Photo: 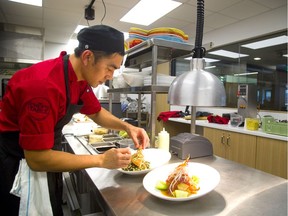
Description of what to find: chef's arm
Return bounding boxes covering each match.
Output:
[24,147,131,172]
[87,108,150,148]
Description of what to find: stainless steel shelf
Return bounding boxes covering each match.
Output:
[125,38,193,69]
[107,85,170,94]
[109,38,194,146]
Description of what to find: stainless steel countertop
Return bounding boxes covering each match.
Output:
[64,132,288,216]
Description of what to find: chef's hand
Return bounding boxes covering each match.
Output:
[126,126,150,149]
[100,148,131,169]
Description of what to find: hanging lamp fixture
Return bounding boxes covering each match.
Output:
[168,0,226,133]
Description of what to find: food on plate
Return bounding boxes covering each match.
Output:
[155,156,200,198]
[88,134,103,143]
[93,127,109,135]
[122,148,150,171]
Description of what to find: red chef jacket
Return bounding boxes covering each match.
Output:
[0,51,101,150]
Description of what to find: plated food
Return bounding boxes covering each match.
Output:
[122,148,150,172]
[118,148,171,175]
[143,162,220,201]
[155,157,200,198]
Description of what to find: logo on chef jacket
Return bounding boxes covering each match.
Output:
[26,97,51,120]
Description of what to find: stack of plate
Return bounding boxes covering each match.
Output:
[144,75,176,86]
[121,70,152,87]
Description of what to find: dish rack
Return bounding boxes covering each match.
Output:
[262,116,287,137]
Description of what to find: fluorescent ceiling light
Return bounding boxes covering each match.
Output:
[234,72,258,76]
[205,65,216,69]
[9,0,42,7]
[208,49,249,59]
[283,54,288,58]
[120,0,182,26]
[254,57,261,61]
[241,35,288,49]
[204,58,220,63]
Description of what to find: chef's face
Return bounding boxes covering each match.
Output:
[83,51,123,88]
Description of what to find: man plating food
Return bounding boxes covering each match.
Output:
[0,25,149,215]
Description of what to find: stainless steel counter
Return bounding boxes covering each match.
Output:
[64,130,288,216]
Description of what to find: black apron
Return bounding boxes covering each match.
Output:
[0,55,83,216]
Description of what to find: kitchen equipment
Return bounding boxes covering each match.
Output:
[230,113,243,127]
[170,133,213,159]
[237,84,257,121]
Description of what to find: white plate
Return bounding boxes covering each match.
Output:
[143,162,220,201]
[118,148,171,175]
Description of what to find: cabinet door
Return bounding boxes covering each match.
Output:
[225,131,256,168]
[256,137,287,179]
[204,128,256,168]
[203,128,226,158]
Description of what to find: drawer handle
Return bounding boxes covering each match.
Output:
[226,135,231,146]
[221,134,225,144]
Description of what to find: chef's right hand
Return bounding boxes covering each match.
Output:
[100,148,131,169]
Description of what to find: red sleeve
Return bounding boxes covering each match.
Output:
[17,79,65,150]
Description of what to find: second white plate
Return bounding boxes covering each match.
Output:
[118,148,171,175]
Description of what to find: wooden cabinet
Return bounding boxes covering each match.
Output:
[161,119,287,178]
[256,137,287,179]
[203,127,257,168]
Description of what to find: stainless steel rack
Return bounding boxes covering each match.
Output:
[108,38,194,146]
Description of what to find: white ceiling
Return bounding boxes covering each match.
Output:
[0,0,287,45]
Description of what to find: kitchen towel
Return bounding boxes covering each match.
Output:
[157,111,184,122]
[10,159,53,216]
[207,115,229,124]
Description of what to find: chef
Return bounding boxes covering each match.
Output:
[0,25,150,215]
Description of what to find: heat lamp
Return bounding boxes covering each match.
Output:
[168,0,226,134]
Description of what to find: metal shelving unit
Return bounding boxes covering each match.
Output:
[108,38,193,146]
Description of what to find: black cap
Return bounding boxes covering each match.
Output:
[77,25,125,55]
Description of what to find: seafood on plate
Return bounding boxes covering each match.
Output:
[122,148,150,171]
[156,156,200,198]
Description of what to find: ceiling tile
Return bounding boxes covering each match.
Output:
[252,0,287,9]
[205,13,238,29]
[219,1,270,20]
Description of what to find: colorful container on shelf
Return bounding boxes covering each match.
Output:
[262,116,288,137]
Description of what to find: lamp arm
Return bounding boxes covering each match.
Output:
[192,0,206,59]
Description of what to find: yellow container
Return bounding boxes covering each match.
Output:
[245,118,259,130]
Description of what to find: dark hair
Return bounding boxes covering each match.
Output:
[74,47,122,64]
